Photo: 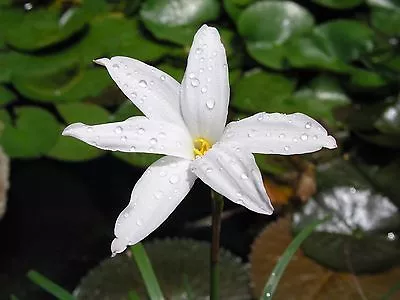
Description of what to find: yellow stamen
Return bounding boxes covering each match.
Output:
[193,138,211,157]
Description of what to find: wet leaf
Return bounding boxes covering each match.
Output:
[238,1,314,69]
[6,7,88,51]
[13,66,111,103]
[293,159,400,273]
[140,0,220,45]
[250,217,400,299]
[231,69,296,113]
[75,239,250,299]
[0,107,60,158]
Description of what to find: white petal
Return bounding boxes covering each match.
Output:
[62,116,194,159]
[221,112,337,155]
[95,56,185,126]
[191,142,273,215]
[111,156,196,254]
[180,25,230,143]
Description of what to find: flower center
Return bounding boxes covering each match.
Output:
[193,138,211,157]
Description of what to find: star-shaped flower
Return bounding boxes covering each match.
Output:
[63,25,337,255]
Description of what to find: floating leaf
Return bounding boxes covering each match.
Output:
[140,0,220,45]
[312,0,363,9]
[0,107,60,158]
[74,239,250,299]
[47,103,110,161]
[6,7,88,51]
[287,20,374,71]
[231,69,296,113]
[250,217,400,299]
[13,66,111,103]
[0,85,16,106]
[238,1,314,69]
[293,159,400,273]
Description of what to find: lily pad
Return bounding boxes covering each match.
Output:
[13,66,111,103]
[6,7,88,51]
[293,159,400,273]
[312,0,363,9]
[287,20,374,71]
[140,0,220,45]
[238,1,314,69]
[0,85,16,106]
[0,107,60,158]
[231,69,296,113]
[74,239,250,299]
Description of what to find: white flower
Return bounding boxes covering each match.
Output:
[62,24,337,255]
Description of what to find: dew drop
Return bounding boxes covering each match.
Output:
[206,98,215,109]
[149,138,158,145]
[159,170,167,177]
[160,75,166,81]
[241,173,248,180]
[149,80,154,86]
[195,47,203,55]
[208,65,213,71]
[189,72,195,78]
[121,136,128,142]
[206,168,213,173]
[136,219,142,226]
[247,130,256,138]
[123,83,128,89]
[199,68,204,73]
[305,122,312,129]
[301,133,308,141]
[130,92,137,99]
[112,63,119,69]
[176,141,182,148]
[138,80,147,88]
[114,126,123,134]
[284,145,290,152]
[158,132,166,138]
[130,145,136,151]
[154,191,163,199]
[190,78,200,87]
[137,128,145,135]
[257,114,264,121]
[201,87,207,93]
[87,126,93,132]
[279,133,285,139]
[313,135,318,140]
[293,137,298,142]
[169,175,179,184]
[266,292,271,298]
[123,212,129,218]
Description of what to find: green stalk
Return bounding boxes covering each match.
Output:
[210,190,224,300]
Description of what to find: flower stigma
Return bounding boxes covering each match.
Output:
[193,137,211,157]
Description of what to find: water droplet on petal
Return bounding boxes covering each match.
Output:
[247,130,256,138]
[149,138,158,145]
[313,135,318,140]
[279,133,285,139]
[195,47,203,55]
[138,80,147,88]
[201,87,207,93]
[160,170,167,177]
[257,114,264,121]
[114,126,123,134]
[136,219,142,226]
[189,72,195,78]
[240,173,248,180]
[130,92,137,99]
[169,175,179,184]
[284,145,290,152]
[206,168,213,173]
[121,136,127,142]
[206,98,215,109]
[160,75,166,81]
[87,126,93,132]
[130,146,136,151]
[123,212,129,218]
[158,132,166,138]
[112,63,119,69]
[199,68,204,73]
[191,78,200,87]
[305,122,312,129]
[137,128,145,135]
[154,191,163,199]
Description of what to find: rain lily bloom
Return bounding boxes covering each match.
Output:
[62,24,337,255]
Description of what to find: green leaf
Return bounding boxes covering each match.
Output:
[0,85,16,106]
[287,20,374,71]
[238,1,314,69]
[112,100,143,122]
[231,69,296,113]
[6,8,87,51]
[371,7,400,36]
[27,270,75,300]
[127,291,141,300]
[47,103,110,161]
[13,66,111,103]
[140,0,220,45]
[113,152,161,169]
[261,217,328,300]
[130,243,164,300]
[156,64,185,83]
[293,159,400,273]
[349,68,388,88]
[312,0,363,9]
[366,0,400,10]
[0,107,60,158]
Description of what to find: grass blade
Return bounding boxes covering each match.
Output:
[130,243,163,300]
[128,290,141,300]
[26,270,75,300]
[260,217,329,300]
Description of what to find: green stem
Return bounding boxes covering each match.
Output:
[210,190,224,300]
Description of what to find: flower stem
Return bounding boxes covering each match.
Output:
[210,190,224,300]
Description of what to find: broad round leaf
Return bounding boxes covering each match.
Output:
[371,7,400,36]
[293,159,400,273]
[75,239,250,299]
[231,69,296,113]
[0,85,16,106]
[140,0,220,45]
[6,8,88,51]
[238,1,314,69]
[0,107,60,158]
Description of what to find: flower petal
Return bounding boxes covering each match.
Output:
[180,25,230,143]
[191,142,273,215]
[221,112,337,155]
[111,156,196,255]
[94,56,185,126]
[62,116,194,159]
